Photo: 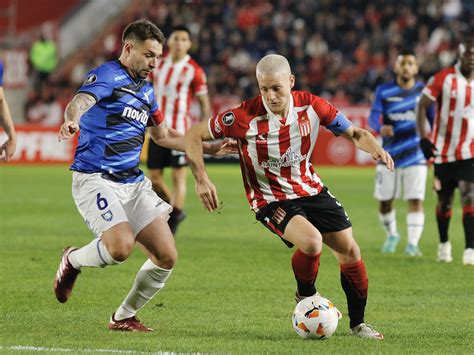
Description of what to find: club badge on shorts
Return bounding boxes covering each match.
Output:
[272,207,286,224]
[298,113,311,137]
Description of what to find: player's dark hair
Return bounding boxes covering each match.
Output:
[398,48,415,57]
[122,19,165,44]
[171,25,191,37]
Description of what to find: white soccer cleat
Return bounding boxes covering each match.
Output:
[437,241,453,263]
[462,248,474,266]
[350,323,384,340]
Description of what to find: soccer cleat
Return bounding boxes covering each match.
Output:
[437,241,453,263]
[381,234,399,253]
[462,248,474,266]
[108,313,153,332]
[168,209,187,235]
[404,244,423,257]
[350,323,384,339]
[54,247,81,303]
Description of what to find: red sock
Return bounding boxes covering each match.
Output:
[340,258,368,298]
[291,249,320,296]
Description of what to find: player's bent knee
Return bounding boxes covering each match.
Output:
[298,235,322,255]
[107,238,135,262]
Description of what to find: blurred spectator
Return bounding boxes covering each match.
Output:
[29,26,58,92]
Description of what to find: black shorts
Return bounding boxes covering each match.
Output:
[147,139,187,169]
[434,158,474,194]
[255,187,352,248]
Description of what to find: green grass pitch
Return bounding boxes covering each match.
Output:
[0,164,473,354]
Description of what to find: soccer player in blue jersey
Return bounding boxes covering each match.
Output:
[0,58,16,162]
[53,20,234,332]
[368,49,433,256]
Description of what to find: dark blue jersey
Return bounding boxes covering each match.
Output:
[71,60,163,183]
[368,81,434,168]
[0,61,3,86]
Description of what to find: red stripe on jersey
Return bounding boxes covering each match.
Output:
[256,119,285,200]
[297,110,321,191]
[172,65,189,130]
[240,138,266,210]
[440,77,457,163]
[455,87,470,160]
[278,124,309,197]
[160,65,175,125]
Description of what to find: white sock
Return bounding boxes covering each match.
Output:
[114,259,173,320]
[379,210,398,237]
[68,238,120,269]
[407,211,424,246]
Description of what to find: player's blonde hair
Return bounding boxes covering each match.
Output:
[256,54,291,77]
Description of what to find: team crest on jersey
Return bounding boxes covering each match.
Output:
[101,210,113,221]
[84,74,97,85]
[298,113,311,137]
[222,112,235,126]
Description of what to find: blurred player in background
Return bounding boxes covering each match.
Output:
[185,54,394,339]
[54,20,233,332]
[148,25,210,235]
[0,58,17,162]
[368,49,434,256]
[416,35,474,265]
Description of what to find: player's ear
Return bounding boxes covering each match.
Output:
[290,74,295,89]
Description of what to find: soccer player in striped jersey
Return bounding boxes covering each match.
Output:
[185,54,394,339]
[53,20,234,331]
[0,58,16,162]
[416,35,474,265]
[368,49,434,256]
[147,25,210,235]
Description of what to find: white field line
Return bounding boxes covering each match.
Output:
[0,345,199,354]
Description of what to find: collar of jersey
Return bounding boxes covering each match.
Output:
[116,60,142,85]
[261,92,296,125]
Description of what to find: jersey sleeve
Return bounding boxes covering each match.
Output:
[311,95,338,126]
[208,105,244,139]
[77,66,114,102]
[422,72,444,102]
[368,86,383,132]
[148,94,165,127]
[191,67,208,96]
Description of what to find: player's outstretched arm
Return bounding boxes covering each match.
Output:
[416,94,436,159]
[58,93,96,141]
[341,126,394,171]
[0,86,16,162]
[185,121,219,212]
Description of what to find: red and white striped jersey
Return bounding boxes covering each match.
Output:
[152,54,208,134]
[423,63,474,164]
[208,91,339,212]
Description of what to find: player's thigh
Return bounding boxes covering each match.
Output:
[136,216,177,268]
[322,227,361,264]
[401,165,427,201]
[256,201,321,251]
[72,172,129,238]
[374,164,398,201]
[283,215,323,254]
[123,176,172,236]
[148,168,165,185]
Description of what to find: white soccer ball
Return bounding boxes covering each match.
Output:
[292,294,342,339]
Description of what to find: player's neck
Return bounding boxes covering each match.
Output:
[170,52,187,63]
[396,77,415,89]
[118,57,139,81]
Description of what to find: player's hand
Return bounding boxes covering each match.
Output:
[58,121,79,141]
[204,138,239,156]
[0,138,16,162]
[380,125,394,137]
[195,176,219,212]
[372,148,394,171]
[419,137,436,160]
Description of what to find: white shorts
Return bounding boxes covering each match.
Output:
[374,165,427,201]
[72,172,172,237]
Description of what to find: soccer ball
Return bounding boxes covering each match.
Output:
[292,294,342,339]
